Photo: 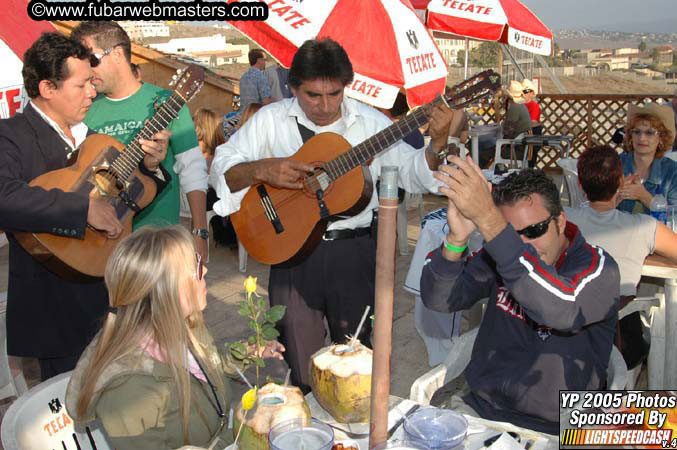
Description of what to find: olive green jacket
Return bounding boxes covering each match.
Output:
[65,335,236,450]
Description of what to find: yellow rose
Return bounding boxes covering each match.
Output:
[241,387,257,410]
[244,276,257,295]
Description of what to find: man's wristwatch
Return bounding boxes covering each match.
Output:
[191,228,209,240]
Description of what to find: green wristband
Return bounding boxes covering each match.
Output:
[444,240,468,253]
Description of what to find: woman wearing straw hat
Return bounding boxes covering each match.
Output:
[617,103,677,213]
[65,226,284,450]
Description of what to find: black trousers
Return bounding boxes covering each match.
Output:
[269,234,376,393]
[38,354,81,381]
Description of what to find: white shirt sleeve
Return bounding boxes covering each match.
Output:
[209,111,273,217]
[373,140,442,194]
[173,146,208,193]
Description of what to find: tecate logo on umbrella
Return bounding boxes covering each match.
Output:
[425,0,553,56]
[228,0,448,109]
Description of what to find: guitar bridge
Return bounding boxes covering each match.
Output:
[257,185,284,234]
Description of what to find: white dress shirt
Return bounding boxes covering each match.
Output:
[210,96,440,231]
[30,100,89,153]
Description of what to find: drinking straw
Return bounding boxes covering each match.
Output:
[350,305,371,349]
[284,368,291,386]
[235,366,254,389]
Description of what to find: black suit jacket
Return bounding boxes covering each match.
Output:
[0,103,107,358]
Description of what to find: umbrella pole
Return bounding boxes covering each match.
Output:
[369,167,399,449]
[464,38,469,79]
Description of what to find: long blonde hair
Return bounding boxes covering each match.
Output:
[76,226,224,444]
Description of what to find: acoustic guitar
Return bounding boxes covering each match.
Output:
[232,70,501,266]
[14,65,205,278]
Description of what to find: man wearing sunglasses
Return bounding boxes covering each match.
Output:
[421,160,620,435]
[71,21,210,260]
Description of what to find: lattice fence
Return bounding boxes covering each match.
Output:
[470,94,673,170]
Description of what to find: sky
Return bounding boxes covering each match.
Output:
[518,0,677,32]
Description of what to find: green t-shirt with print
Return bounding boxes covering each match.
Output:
[85,83,198,229]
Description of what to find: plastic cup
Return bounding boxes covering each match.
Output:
[667,206,677,233]
[269,418,334,450]
[403,408,468,450]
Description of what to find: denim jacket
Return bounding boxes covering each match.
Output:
[617,152,677,213]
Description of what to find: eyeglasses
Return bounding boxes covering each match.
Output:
[89,42,125,67]
[516,215,556,239]
[631,128,660,138]
[195,253,204,281]
[522,89,534,94]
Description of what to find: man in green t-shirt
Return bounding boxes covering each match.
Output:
[71,21,209,259]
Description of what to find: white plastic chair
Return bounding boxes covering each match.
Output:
[1,371,112,450]
[410,327,629,405]
[556,158,587,208]
[0,236,28,402]
[0,294,28,403]
[619,294,662,390]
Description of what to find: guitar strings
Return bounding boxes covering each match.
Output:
[109,92,184,182]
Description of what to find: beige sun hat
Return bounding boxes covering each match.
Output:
[506,80,526,104]
[627,103,676,145]
[521,79,537,93]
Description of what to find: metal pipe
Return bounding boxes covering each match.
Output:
[368,167,399,449]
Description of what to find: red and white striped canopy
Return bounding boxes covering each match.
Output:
[424,0,553,56]
[0,0,54,118]
[228,0,448,109]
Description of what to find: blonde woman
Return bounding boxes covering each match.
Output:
[194,108,226,172]
[65,226,283,449]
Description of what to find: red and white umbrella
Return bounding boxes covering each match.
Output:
[227,0,448,109]
[0,0,54,119]
[424,0,552,56]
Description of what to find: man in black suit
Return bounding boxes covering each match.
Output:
[0,32,168,380]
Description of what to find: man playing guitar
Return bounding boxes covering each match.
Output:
[211,38,459,392]
[0,33,168,380]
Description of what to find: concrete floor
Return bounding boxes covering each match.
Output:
[0,194,448,408]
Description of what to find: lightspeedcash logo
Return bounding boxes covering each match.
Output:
[28,0,269,22]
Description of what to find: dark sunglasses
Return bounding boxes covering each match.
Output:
[516,215,556,239]
[196,253,204,281]
[522,89,534,94]
[88,42,125,68]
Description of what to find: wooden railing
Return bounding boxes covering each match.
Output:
[473,94,673,170]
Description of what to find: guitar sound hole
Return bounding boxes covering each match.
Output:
[93,169,122,197]
[303,168,333,198]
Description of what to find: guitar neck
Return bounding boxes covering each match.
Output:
[322,70,500,182]
[109,92,186,181]
[324,98,441,180]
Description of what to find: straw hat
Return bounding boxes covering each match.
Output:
[506,80,526,104]
[627,103,676,145]
[521,79,537,93]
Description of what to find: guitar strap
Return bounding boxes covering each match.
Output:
[295,118,315,143]
[295,118,333,220]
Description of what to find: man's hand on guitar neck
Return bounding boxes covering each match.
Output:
[87,197,123,239]
[226,158,315,192]
[140,130,172,172]
[426,104,459,170]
